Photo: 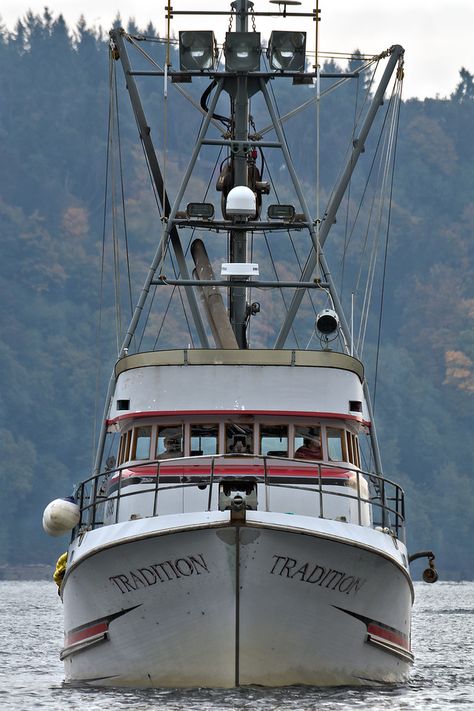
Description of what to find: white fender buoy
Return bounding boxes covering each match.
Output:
[42,498,80,537]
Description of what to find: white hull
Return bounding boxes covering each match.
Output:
[62,512,413,687]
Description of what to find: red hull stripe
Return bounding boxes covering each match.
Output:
[107,409,370,427]
[65,621,108,646]
[367,623,410,650]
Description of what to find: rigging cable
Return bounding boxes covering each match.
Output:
[109,63,122,355]
[113,64,134,328]
[356,78,401,356]
[256,55,379,139]
[125,34,226,134]
[338,66,400,341]
[372,71,403,412]
[340,60,365,296]
[91,49,115,468]
[263,54,323,330]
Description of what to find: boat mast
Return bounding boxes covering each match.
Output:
[229,0,251,348]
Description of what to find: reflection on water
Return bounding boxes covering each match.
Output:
[0,581,472,710]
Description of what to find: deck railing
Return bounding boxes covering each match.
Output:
[72,455,406,542]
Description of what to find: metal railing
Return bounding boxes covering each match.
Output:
[72,455,406,542]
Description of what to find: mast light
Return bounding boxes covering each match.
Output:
[224,32,261,72]
[267,31,306,72]
[179,31,216,71]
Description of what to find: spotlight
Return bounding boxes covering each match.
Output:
[316,309,339,337]
[267,31,306,72]
[224,32,261,72]
[179,31,215,71]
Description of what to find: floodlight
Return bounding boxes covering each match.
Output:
[179,31,215,71]
[186,202,215,219]
[267,31,306,72]
[267,204,295,221]
[224,32,261,72]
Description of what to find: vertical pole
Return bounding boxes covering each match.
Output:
[229,0,249,347]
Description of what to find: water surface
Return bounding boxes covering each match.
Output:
[1,580,472,710]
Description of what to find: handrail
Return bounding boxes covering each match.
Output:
[72,454,406,542]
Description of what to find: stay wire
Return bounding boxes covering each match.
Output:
[113,66,134,330]
[263,230,300,349]
[342,77,398,297]
[265,60,321,323]
[356,79,400,355]
[340,67,363,296]
[109,64,122,355]
[321,58,381,229]
[125,34,226,134]
[92,50,114,468]
[256,56,378,139]
[372,78,403,411]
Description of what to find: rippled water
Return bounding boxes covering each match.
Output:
[1,580,473,710]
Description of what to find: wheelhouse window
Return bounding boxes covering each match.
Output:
[327,427,347,462]
[260,424,288,456]
[294,426,322,460]
[190,424,218,456]
[156,425,183,459]
[347,432,360,467]
[118,428,133,464]
[226,423,254,454]
[131,426,152,460]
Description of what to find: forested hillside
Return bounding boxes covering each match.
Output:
[0,11,472,578]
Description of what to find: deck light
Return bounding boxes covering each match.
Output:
[267,204,295,221]
[179,31,216,71]
[224,32,261,72]
[186,202,215,219]
[267,31,306,72]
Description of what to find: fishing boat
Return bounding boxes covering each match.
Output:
[43,0,437,687]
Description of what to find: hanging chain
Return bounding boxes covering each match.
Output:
[228,2,256,32]
[250,3,257,32]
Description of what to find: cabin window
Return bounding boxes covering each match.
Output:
[260,425,288,456]
[190,424,218,456]
[352,433,361,467]
[347,431,354,464]
[156,425,183,459]
[327,427,347,462]
[117,434,125,465]
[226,423,254,453]
[345,432,360,466]
[131,426,152,460]
[119,429,133,463]
[294,426,322,460]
